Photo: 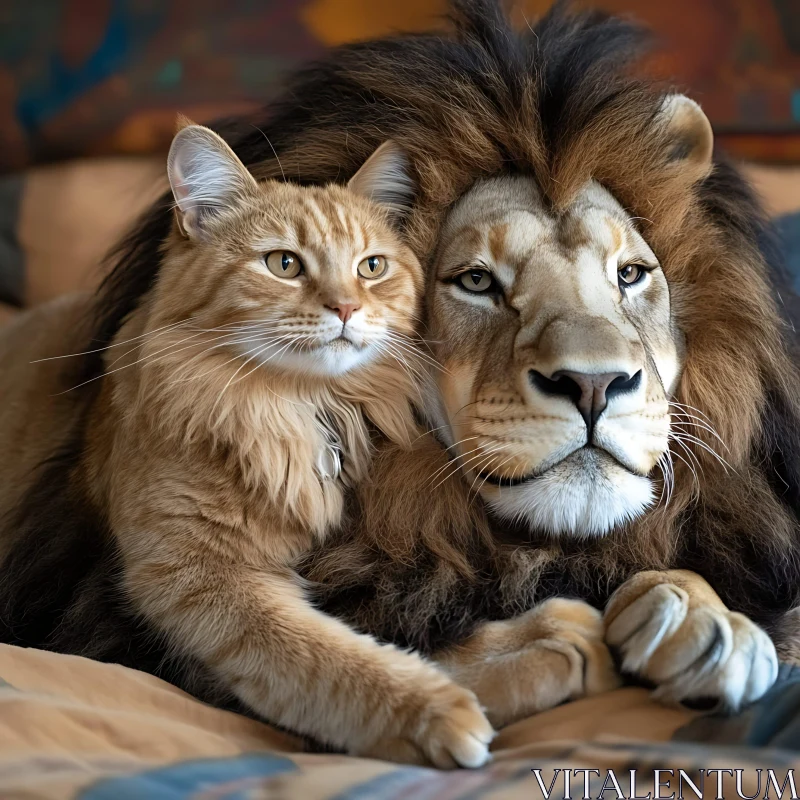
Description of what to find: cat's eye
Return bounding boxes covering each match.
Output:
[266,251,304,279]
[618,263,647,288]
[357,255,387,279]
[458,269,494,293]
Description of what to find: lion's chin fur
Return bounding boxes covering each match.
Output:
[484,450,655,538]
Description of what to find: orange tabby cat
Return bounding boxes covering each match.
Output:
[85,123,493,766]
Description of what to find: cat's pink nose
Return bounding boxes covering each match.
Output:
[326,302,360,324]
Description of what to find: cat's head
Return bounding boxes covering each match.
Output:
[163,121,423,379]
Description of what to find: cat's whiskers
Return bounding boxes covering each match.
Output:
[57,326,295,395]
[210,341,284,415]
[372,340,426,387]
[377,330,435,372]
[31,317,194,363]
[211,333,320,411]
[107,328,207,369]
[108,319,294,371]
[171,331,303,384]
[383,341,435,377]
[231,333,317,388]
[116,326,283,372]
[383,330,449,375]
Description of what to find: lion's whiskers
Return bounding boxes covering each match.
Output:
[431,442,508,492]
[655,449,675,510]
[669,436,703,491]
[467,445,511,494]
[670,427,733,474]
[426,440,497,489]
[425,439,486,485]
[669,405,729,452]
[470,448,520,502]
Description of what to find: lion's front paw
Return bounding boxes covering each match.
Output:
[364,682,494,769]
[605,580,778,711]
[439,598,621,728]
[526,597,622,699]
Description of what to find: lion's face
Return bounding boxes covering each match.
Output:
[427,175,682,537]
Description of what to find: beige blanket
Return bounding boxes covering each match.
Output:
[5,643,799,800]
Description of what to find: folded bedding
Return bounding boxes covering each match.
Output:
[2,644,799,799]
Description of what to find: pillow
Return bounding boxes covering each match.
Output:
[0,157,163,309]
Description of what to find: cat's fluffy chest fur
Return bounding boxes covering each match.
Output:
[101,314,385,560]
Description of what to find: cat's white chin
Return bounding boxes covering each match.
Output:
[305,339,378,376]
[243,338,378,378]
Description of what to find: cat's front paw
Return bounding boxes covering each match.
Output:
[364,682,494,769]
[605,574,779,711]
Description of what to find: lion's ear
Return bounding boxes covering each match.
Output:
[347,140,416,218]
[659,94,714,183]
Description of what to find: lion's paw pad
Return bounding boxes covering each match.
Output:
[605,583,778,711]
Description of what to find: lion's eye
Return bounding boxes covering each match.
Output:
[458,270,494,293]
[357,255,387,279]
[266,251,304,279]
[618,264,646,287]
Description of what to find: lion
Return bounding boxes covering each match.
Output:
[1,0,798,740]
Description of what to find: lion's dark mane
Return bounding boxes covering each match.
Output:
[2,0,799,696]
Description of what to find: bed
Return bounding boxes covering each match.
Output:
[2,643,800,799]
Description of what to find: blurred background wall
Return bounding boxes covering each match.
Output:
[0,0,798,319]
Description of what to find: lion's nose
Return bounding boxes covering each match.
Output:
[530,369,641,430]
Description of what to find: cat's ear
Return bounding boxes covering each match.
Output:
[347,141,416,218]
[167,119,259,240]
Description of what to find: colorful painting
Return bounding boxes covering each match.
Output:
[0,0,323,170]
[0,0,799,172]
[575,0,800,160]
